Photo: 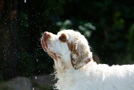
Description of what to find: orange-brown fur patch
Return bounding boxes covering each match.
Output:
[67,38,91,69]
[59,33,67,42]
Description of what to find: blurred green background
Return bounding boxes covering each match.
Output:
[0,0,134,81]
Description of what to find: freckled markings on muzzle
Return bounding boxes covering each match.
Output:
[41,32,61,61]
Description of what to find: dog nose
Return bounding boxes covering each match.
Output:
[44,32,49,37]
[43,31,51,39]
[42,31,50,41]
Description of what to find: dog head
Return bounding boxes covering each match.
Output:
[41,30,92,69]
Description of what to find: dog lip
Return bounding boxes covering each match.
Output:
[41,37,48,52]
[41,31,51,52]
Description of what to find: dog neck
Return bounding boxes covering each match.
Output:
[54,58,96,79]
[53,58,97,89]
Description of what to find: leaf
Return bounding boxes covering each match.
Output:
[128,23,134,43]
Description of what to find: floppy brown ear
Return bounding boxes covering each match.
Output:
[68,40,92,70]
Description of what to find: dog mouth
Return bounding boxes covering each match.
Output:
[41,31,50,52]
[41,38,47,52]
[41,32,60,61]
[41,37,49,52]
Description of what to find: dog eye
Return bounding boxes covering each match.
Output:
[59,34,67,42]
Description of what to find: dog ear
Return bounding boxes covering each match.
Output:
[68,40,92,70]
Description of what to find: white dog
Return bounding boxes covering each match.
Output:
[41,30,134,90]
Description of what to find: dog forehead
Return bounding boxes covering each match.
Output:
[58,30,70,36]
[57,30,81,40]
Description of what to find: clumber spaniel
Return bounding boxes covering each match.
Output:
[41,30,134,90]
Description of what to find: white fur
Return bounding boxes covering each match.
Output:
[41,29,134,90]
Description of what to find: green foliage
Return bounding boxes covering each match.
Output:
[128,23,134,51]
[19,12,29,27]
[17,52,35,76]
[113,11,125,30]
[17,49,54,77]
[0,82,13,90]
[56,19,72,30]
[56,19,96,38]
[32,49,54,75]
[0,75,4,82]
[78,22,96,38]
[114,54,132,65]
[127,23,134,59]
